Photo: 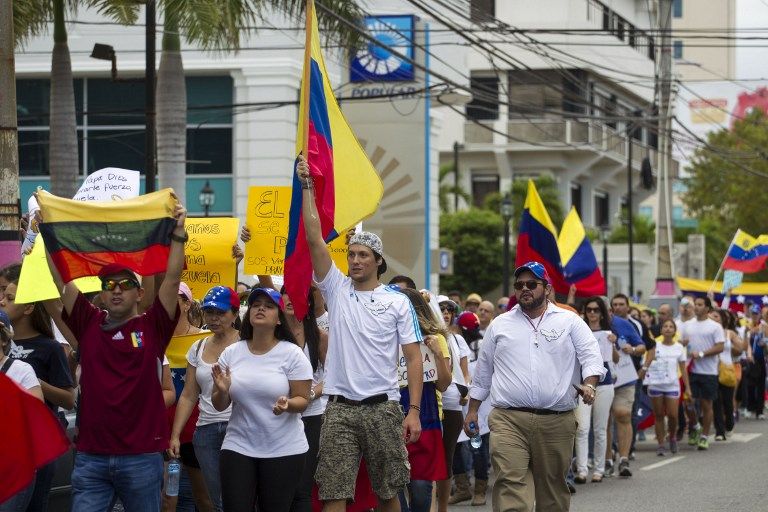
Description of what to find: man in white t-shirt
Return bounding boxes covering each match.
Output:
[680,296,724,450]
[297,158,423,512]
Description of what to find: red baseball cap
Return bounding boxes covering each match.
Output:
[457,311,480,331]
[98,263,139,282]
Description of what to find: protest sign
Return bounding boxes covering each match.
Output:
[73,168,141,202]
[181,217,239,300]
[15,238,100,304]
[723,270,743,293]
[398,343,438,387]
[244,186,350,276]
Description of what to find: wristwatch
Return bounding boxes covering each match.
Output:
[698,351,705,359]
[309,388,316,401]
[170,231,189,243]
[585,384,596,392]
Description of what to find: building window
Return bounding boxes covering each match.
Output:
[470,0,495,23]
[467,75,499,121]
[571,183,582,216]
[639,205,653,219]
[471,173,499,208]
[594,192,609,227]
[673,0,683,18]
[673,40,683,59]
[16,75,233,177]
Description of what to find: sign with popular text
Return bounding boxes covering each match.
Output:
[181,217,239,300]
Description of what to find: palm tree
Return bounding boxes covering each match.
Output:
[438,162,470,213]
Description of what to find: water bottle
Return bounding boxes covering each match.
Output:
[469,421,482,449]
[166,459,181,497]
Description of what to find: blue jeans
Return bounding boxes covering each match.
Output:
[71,452,163,512]
[398,480,433,512]
[193,422,227,512]
[470,434,490,480]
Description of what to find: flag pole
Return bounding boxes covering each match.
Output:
[301,0,317,220]
[709,229,739,294]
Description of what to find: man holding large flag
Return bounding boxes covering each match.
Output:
[39,196,187,512]
[297,155,423,510]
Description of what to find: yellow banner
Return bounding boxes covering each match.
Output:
[16,238,101,304]
[181,218,240,300]
[676,276,768,295]
[243,186,348,276]
[166,331,211,369]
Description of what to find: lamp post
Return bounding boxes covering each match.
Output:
[501,195,513,297]
[600,224,611,294]
[199,181,215,217]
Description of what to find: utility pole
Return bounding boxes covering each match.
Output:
[652,0,677,302]
[145,0,157,193]
[0,0,21,262]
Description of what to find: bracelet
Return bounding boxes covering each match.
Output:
[301,178,314,190]
[409,404,421,412]
[585,384,596,392]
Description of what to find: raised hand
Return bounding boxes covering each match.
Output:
[211,364,231,394]
[273,396,289,416]
[240,225,251,243]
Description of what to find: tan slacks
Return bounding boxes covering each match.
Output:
[488,407,577,512]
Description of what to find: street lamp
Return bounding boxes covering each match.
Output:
[501,195,513,297]
[199,181,215,217]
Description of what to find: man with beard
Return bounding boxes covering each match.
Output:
[464,261,604,512]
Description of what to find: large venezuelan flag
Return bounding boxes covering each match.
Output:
[36,189,177,283]
[399,382,447,481]
[285,0,383,320]
[723,229,768,273]
[515,180,566,292]
[558,207,606,296]
[165,331,210,446]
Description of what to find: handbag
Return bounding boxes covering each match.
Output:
[718,361,737,387]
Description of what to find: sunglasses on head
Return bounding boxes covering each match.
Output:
[101,278,140,292]
[513,280,541,291]
[585,306,601,313]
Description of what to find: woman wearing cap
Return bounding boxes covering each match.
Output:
[279,286,327,512]
[212,288,312,512]
[436,297,470,512]
[169,286,240,512]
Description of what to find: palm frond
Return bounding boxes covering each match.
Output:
[13,0,53,47]
[267,0,365,49]
[86,0,141,25]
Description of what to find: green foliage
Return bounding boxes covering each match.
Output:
[439,162,470,214]
[682,109,768,279]
[608,210,656,244]
[482,175,564,229]
[439,209,504,295]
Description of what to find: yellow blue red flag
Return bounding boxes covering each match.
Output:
[558,207,606,296]
[284,0,384,320]
[723,229,768,273]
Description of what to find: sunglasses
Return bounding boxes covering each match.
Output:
[440,306,454,313]
[101,278,140,292]
[513,280,541,291]
[585,306,601,313]
[497,304,507,309]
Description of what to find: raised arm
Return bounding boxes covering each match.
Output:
[296,156,332,281]
[158,202,187,319]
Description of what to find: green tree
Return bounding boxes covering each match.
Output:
[607,209,656,244]
[438,162,470,213]
[682,109,768,279]
[439,208,503,294]
[482,175,564,229]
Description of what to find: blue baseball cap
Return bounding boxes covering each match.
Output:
[201,286,239,312]
[247,287,282,307]
[514,261,551,284]
[751,304,761,315]
[0,310,13,337]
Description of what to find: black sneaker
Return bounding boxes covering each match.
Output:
[618,458,632,477]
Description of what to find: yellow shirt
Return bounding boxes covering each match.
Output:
[435,334,450,419]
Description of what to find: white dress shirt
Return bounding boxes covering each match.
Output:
[469,303,606,412]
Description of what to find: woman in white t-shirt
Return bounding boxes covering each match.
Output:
[710,308,744,440]
[212,287,312,512]
[645,319,691,455]
[280,285,328,512]
[169,285,240,512]
[0,312,43,512]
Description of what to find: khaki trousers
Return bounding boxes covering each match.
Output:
[488,407,577,512]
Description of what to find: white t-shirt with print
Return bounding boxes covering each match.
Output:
[187,338,232,425]
[219,340,312,458]
[682,318,724,376]
[442,333,467,412]
[647,342,686,393]
[316,264,422,401]
[4,358,39,390]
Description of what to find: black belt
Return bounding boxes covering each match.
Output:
[506,406,571,416]
[328,394,388,406]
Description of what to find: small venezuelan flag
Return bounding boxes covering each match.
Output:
[723,229,768,274]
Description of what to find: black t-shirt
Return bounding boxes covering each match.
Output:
[9,334,74,411]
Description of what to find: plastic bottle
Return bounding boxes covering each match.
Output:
[469,421,482,449]
[166,459,181,497]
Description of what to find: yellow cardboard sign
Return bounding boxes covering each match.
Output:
[181,218,240,300]
[243,186,348,276]
[15,238,101,304]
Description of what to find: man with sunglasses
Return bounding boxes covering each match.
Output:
[463,261,604,512]
[44,202,188,512]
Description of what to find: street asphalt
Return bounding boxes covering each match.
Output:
[448,416,768,511]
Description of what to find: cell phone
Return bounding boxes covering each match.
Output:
[572,383,584,396]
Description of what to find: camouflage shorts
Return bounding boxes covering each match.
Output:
[315,400,411,501]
